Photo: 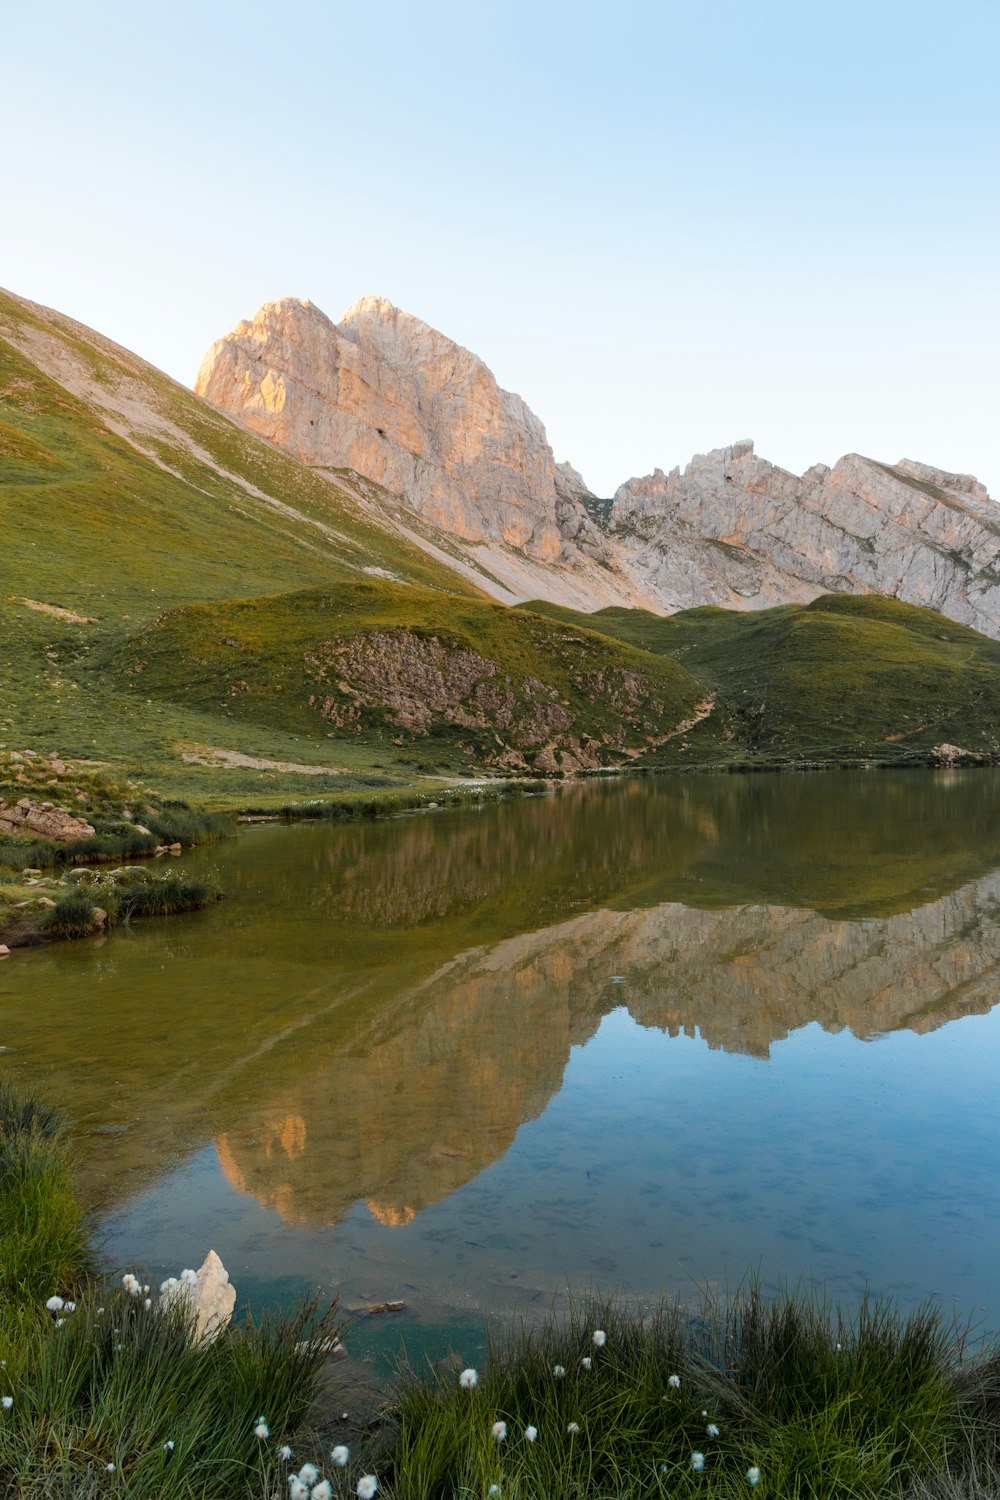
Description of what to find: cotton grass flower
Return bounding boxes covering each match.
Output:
[592,1329,606,1347]
[331,1446,349,1466]
[524,1425,538,1442]
[488,1487,501,1498]
[45,1295,64,1311]
[747,1467,761,1485]
[54,1318,65,1327]
[288,1481,308,1500]
[105,1462,115,1471]
[459,1367,478,1389]
[356,1476,378,1500]
[706,1423,720,1438]
[64,1301,75,1312]
[297,1464,319,1485]
[180,1269,197,1285]
[580,1356,592,1371]
[163,1440,175,1451]
[567,1422,581,1435]
[1,1397,13,1409]
[552,1364,566,1378]
[491,1421,507,1441]
[254,1420,270,1439]
[279,1445,293,1461]
[312,1484,333,1500]
[691,1452,705,1472]
[668,1374,681,1388]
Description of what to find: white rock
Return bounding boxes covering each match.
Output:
[160,1250,236,1343]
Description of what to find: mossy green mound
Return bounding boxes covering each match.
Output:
[525,594,1000,768]
[104,583,705,773]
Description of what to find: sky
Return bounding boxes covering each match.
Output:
[3,0,998,498]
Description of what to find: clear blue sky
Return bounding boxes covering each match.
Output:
[4,0,998,497]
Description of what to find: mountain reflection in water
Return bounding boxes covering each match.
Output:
[2,769,1000,1321]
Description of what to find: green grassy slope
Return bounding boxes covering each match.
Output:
[102,582,705,774]
[523,593,1000,767]
[0,289,498,800]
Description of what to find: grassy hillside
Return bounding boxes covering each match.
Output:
[4,287,999,797]
[523,593,1000,768]
[0,289,500,802]
[103,582,705,774]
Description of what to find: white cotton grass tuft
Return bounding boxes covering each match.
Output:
[491,1421,507,1441]
[668,1373,681,1388]
[552,1364,566,1378]
[592,1329,606,1347]
[488,1488,501,1499]
[459,1367,478,1389]
[580,1356,592,1371]
[180,1269,197,1285]
[254,1421,270,1439]
[163,1440,175,1451]
[54,1318,65,1328]
[64,1301,76,1312]
[567,1422,581,1434]
[1,1397,13,1409]
[297,1464,319,1485]
[278,1444,292,1461]
[524,1425,538,1442]
[706,1422,720,1437]
[45,1296,64,1312]
[356,1476,378,1500]
[691,1452,705,1472]
[331,1446,349,1467]
[105,1462,116,1472]
[747,1466,761,1485]
[312,1484,333,1500]
[288,1480,308,1500]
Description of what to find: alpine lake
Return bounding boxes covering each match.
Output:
[3,770,1000,1374]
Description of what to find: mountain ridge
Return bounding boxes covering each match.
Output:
[196,293,1000,638]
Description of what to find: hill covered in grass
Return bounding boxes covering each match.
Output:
[4,286,1000,796]
[523,593,1000,769]
[104,582,705,774]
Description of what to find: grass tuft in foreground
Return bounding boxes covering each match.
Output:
[387,1291,998,1499]
[0,1081,341,1498]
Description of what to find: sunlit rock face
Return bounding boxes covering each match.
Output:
[195,296,603,565]
[610,443,1000,635]
[196,299,1000,634]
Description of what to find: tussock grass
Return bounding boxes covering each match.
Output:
[0,1088,88,1309]
[0,1080,342,1496]
[386,1291,997,1500]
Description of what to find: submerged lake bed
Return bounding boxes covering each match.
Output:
[2,770,999,1367]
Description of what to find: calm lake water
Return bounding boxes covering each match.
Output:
[2,770,1000,1367]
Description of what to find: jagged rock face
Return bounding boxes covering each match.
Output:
[196,296,602,564]
[611,442,1000,635]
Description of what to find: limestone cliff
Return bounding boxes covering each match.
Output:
[611,442,1000,636]
[197,297,1000,636]
[196,295,606,567]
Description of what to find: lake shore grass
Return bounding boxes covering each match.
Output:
[3,1083,1000,1498]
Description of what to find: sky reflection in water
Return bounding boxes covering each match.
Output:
[2,770,999,1358]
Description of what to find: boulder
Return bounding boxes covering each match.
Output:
[160,1250,236,1343]
[0,798,95,842]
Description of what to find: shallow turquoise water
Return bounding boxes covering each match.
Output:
[2,770,999,1369]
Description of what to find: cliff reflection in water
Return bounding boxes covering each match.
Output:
[4,771,1000,1236]
[212,773,1000,1229]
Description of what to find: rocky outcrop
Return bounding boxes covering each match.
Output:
[195,296,606,566]
[196,297,1000,636]
[609,442,1000,635]
[0,797,95,842]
